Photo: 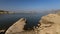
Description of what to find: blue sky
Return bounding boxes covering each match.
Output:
[0,0,60,11]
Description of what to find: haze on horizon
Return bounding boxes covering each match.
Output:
[0,0,60,12]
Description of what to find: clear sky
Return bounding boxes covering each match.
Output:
[0,0,60,11]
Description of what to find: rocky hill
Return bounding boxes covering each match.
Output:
[38,14,60,34]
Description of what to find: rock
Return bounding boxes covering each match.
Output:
[8,30,35,34]
[5,18,26,34]
[0,30,5,34]
[0,30,5,33]
[38,14,60,34]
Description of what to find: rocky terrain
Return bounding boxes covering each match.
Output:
[1,13,60,34]
[37,14,60,34]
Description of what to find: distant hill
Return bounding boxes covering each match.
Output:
[0,10,9,14]
[0,10,15,14]
[41,10,60,14]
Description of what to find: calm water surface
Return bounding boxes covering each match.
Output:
[0,13,45,30]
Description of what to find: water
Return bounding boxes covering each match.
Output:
[0,13,45,30]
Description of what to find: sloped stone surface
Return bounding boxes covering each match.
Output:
[7,30,35,34]
[5,18,26,34]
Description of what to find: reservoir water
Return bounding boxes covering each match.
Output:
[0,13,45,30]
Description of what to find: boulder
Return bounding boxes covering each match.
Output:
[5,18,26,34]
[38,14,60,34]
